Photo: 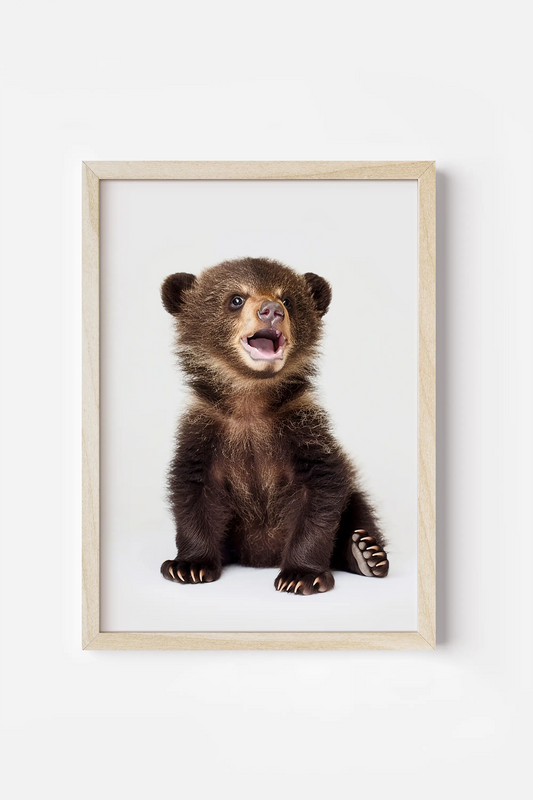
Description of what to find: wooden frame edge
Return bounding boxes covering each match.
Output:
[83,160,433,181]
[84,631,434,651]
[81,161,436,651]
[82,163,100,648]
[417,162,436,648]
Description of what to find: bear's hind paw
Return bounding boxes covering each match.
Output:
[349,531,389,577]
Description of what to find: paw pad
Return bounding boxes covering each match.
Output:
[350,532,389,577]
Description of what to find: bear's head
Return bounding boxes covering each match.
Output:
[161,257,331,384]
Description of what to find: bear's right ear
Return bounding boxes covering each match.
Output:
[161,273,197,315]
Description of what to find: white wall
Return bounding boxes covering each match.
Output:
[1,1,531,798]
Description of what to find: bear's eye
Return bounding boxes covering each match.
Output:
[281,297,291,309]
[230,295,245,309]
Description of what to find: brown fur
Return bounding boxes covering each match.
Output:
[160,257,388,594]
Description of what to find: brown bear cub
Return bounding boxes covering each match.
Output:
[160,257,389,594]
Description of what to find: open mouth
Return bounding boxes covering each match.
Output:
[240,329,287,361]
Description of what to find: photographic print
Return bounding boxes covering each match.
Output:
[159,256,389,595]
[83,161,435,649]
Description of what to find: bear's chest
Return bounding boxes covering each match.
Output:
[215,417,294,519]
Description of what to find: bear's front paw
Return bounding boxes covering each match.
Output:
[274,569,335,595]
[161,560,221,584]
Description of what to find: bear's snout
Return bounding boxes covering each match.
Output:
[257,300,285,324]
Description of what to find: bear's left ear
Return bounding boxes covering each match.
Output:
[303,272,332,317]
[161,272,197,315]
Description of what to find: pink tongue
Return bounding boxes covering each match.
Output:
[249,337,275,353]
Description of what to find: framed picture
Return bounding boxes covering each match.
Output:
[82,161,435,650]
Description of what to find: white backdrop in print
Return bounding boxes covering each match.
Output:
[99,178,418,631]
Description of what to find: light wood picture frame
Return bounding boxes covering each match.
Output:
[82,161,436,651]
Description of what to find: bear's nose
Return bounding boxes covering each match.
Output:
[257,300,285,323]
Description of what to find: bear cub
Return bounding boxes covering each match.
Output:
[160,257,389,594]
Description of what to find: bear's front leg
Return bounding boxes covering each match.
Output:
[274,417,352,595]
[161,480,229,585]
[275,477,349,596]
[161,416,229,585]
[274,505,339,595]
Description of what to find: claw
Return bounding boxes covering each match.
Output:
[199,569,204,582]
[375,560,388,567]
[287,581,295,592]
[294,581,303,594]
[280,581,288,592]
[313,577,320,587]
[168,565,176,581]
[177,570,185,582]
